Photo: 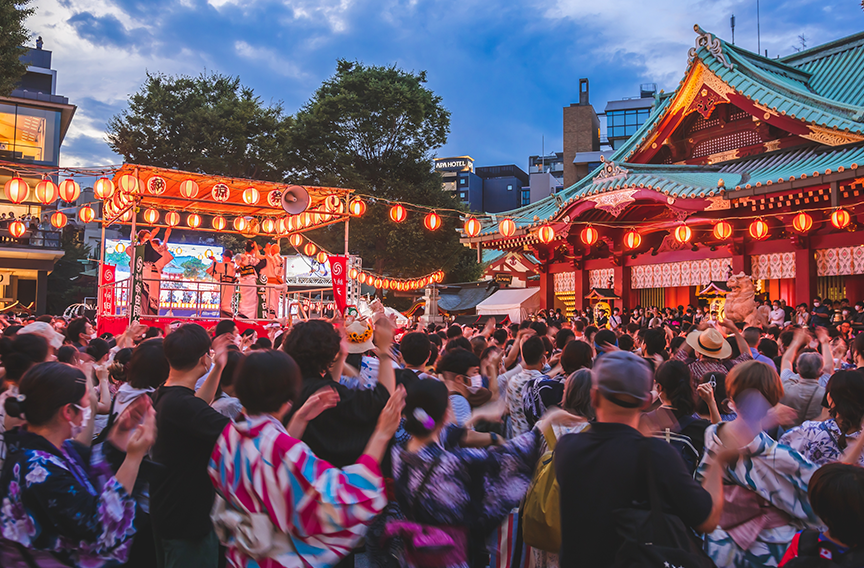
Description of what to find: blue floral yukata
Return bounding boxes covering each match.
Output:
[0,429,138,567]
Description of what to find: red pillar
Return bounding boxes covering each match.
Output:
[613,265,631,310]
[794,248,817,306]
[731,252,751,276]
[539,271,555,311]
[574,268,590,312]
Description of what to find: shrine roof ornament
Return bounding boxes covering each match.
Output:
[688,25,734,70]
[592,156,629,183]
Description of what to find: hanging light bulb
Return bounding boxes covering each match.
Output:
[212,216,226,230]
[93,177,115,200]
[78,205,95,224]
[713,220,732,240]
[35,179,58,205]
[499,218,516,238]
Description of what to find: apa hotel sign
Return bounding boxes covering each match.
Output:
[434,156,474,173]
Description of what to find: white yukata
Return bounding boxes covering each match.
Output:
[234,252,260,319]
[261,252,285,318]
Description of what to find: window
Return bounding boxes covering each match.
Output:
[521,189,530,206]
[507,184,513,191]
[460,192,468,201]
[606,108,651,140]
[459,177,466,185]
[0,103,61,164]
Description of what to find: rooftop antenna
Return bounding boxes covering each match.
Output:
[757,0,761,54]
[730,14,736,45]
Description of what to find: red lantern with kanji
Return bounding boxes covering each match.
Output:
[749,219,769,240]
[390,204,407,223]
[8,220,25,238]
[179,179,199,199]
[713,220,732,240]
[78,205,94,224]
[424,212,442,231]
[349,199,366,217]
[35,179,58,205]
[242,187,260,205]
[50,211,67,228]
[831,208,851,230]
[4,178,28,204]
[187,213,202,229]
[499,218,516,238]
[674,225,692,243]
[623,230,641,249]
[212,216,226,231]
[792,212,813,233]
[580,226,598,246]
[143,209,159,224]
[464,217,481,238]
[93,177,115,200]
[166,211,180,227]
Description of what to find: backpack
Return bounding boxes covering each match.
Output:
[651,414,700,476]
[521,425,562,553]
[783,530,864,568]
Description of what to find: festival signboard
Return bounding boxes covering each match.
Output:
[328,255,347,315]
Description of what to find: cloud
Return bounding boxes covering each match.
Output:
[67,11,151,50]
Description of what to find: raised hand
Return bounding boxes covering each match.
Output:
[126,407,157,459]
[375,385,406,439]
[294,387,340,423]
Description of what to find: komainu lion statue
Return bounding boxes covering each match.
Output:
[725,272,770,328]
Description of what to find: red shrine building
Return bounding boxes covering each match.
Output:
[464,26,864,315]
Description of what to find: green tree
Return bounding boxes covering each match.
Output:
[180,257,206,280]
[47,228,93,314]
[288,60,480,286]
[107,72,291,181]
[0,0,34,97]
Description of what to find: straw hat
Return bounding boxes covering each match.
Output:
[685,327,732,360]
[345,320,375,354]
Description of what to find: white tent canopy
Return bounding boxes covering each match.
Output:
[475,288,541,323]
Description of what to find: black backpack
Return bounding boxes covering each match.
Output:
[783,530,864,568]
[651,414,700,476]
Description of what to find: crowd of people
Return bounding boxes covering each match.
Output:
[0,298,861,568]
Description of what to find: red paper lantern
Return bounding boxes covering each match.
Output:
[289,234,303,247]
[50,211,67,228]
[187,213,202,229]
[536,225,555,244]
[424,211,442,231]
[325,195,341,211]
[373,277,382,289]
[261,218,276,233]
[165,211,180,227]
[713,220,732,240]
[580,226,598,246]
[78,205,95,224]
[390,204,407,223]
[233,217,248,232]
[464,217,481,238]
[499,218,516,238]
[147,176,167,195]
[242,187,260,205]
[358,272,368,284]
[349,268,359,279]
[304,243,319,257]
[674,225,692,243]
[8,220,25,238]
[35,179,58,205]
[831,208,851,230]
[4,178,28,204]
[623,230,641,249]
[749,219,769,240]
[792,212,813,233]
[117,174,139,195]
[211,183,230,202]
[212,216,226,230]
[143,208,159,224]
[349,199,366,217]
[316,251,328,264]
[179,179,199,199]
[93,177,115,200]
[59,179,80,202]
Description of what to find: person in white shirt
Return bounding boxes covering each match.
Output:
[609,308,622,330]
[769,301,786,327]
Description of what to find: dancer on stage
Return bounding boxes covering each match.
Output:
[234,241,261,319]
[207,249,237,317]
[128,228,173,316]
[261,241,286,318]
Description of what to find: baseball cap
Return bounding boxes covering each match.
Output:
[18,321,64,350]
[592,350,652,408]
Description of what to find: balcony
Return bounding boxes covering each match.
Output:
[0,229,62,250]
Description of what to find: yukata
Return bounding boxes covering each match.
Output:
[506,369,546,438]
[391,425,543,568]
[208,414,386,568]
[695,424,821,568]
[234,253,260,319]
[207,259,237,316]
[261,253,285,318]
[0,429,138,567]
[521,373,566,429]
[779,418,864,467]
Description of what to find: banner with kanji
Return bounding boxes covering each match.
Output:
[129,245,146,322]
[100,264,116,317]
[328,255,347,315]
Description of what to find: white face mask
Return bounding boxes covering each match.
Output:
[814,302,821,307]
[467,374,483,394]
[70,405,91,438]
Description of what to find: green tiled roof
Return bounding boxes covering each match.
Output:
[574,165,740,199]
[780,31,864,107]
[720,143,864,189]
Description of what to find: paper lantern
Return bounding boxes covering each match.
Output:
[59,179,80,202]
[143,208,159,224]
[8,220,25,238]
[349,268,359,280]
[211,183,230,202]
[261,218,276,233]
[325,195,341,211]
[93,177,115,200]
[464,217,481,238]
[499,218,516,238]
[424,211,442,231]
[289,233,303,247]
[358,272,368,284]
[674,225,692,243]
[165,211,180,227]
[623,230,641,249]
[187,213,202,229]
[749,219,769,240]
[349,199,366,217]
[831,208,851,230]
[792,212,813,233]
[373,277,382,288]
[580,226,598,246]
[212,216,226,230]
[147,176,167,195]
[50,211,67,229]
[4,178,28,204]
[35,179,58,205]
[242,187,260,205]
[233,217,247,232]
[179,180,199,199]
[533,225,553,244]
[78,205,95,224]
[120,209,133,222]
[316,251,328,264]
[117,174,139,195]
[390,204,407,223]
[713,220,732,240]
[304,243,317,256]
[300,212,312,227]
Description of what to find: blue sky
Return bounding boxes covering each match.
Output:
[28,0,864,171]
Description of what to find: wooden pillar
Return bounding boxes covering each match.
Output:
[731,252,751,276]
[795,248,817,306]
[613,265,631,309]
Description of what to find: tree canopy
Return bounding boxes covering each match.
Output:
[0,0,34,97]
[107,72,291,181]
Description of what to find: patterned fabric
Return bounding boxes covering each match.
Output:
[673,348,752,386]
[696,424,821,568]
[0,429,138,567]
[521,374,565,429]
[208,414,386,568]
[506,369,545,438]
[779,419,864,467]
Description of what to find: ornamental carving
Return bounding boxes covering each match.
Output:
[688,24,734,70]
[592,156,629,183]
[693,86,722,119]
[704,196,731,211]
[801,125,864,147]
[631,258,731,289]
[586,188,638,217]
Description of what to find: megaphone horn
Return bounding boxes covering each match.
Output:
[281,185,310,215]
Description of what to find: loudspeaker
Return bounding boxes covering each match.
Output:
[281,185,310,215]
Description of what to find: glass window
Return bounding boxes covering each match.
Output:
[521,190,530,206]
[459,177,466,185]
[0,103,60,165]
[507,184,513,191]
[460,192,468,201]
